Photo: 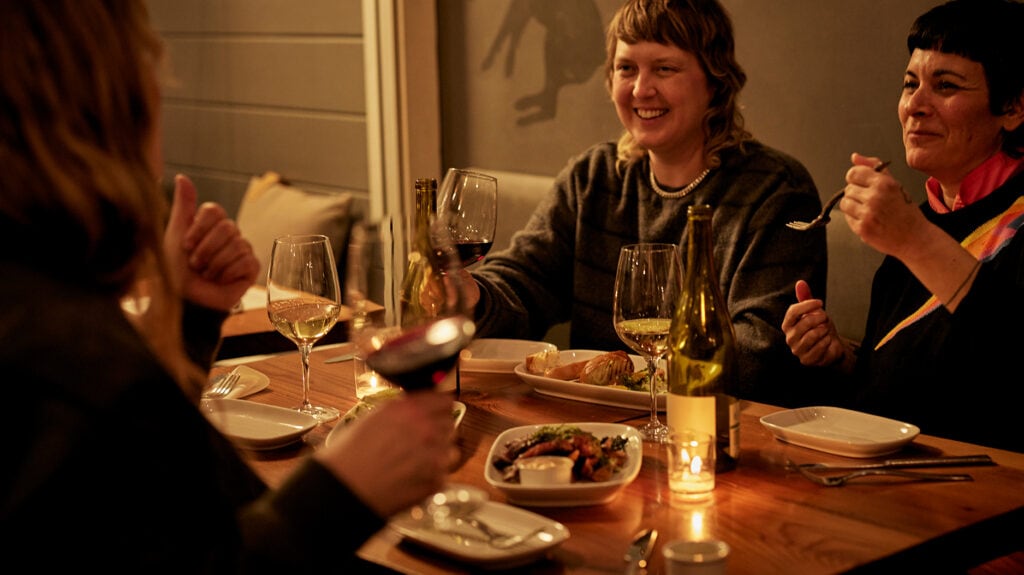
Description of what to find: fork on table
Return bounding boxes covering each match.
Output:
[786,160,892,231]
[202,370,241,399]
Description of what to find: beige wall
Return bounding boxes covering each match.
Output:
[148,0,368,218]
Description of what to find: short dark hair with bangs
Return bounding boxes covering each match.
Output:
[908,0,1024,157]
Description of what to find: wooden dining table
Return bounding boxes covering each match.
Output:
[216,344,1024,574]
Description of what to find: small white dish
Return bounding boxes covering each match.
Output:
[200,398,317,451]
[513,350,664,411]
[460,339,558,374]
[213,365,270,399]
[390,498,569,569]
[516,456,574,486]
[760,406,920,458]
[324,400,467,448]
[484,422,642,507]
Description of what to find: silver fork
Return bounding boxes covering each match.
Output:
[451,516,548,549]
[203,370,241,399]
[794,465,973,487]
[786,160,891,231]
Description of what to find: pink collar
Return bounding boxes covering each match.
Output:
[926,152,1024,213]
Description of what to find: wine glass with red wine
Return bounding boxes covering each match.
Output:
[345,216,476,392]
[437,168,497,267]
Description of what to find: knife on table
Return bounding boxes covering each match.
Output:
[623,528,657,575]
[797,454,994,470]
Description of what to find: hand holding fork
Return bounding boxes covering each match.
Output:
[786,160,892,231]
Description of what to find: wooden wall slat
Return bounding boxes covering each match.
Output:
[148,0,362,35]
[164,40,364,113]
[162,106,367,190]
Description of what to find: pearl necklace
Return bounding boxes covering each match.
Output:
[649,166,712,199]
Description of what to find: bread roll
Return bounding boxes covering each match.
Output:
[524,348,560,374]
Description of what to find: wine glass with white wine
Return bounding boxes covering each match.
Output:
[613,243,681,443]
[267,234,342,422]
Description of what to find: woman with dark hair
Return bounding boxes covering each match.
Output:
[783,0,1024,452]
[469,0,827,405]
[1,0,456,569]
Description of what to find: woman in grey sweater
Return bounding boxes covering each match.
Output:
[469,0,828,406]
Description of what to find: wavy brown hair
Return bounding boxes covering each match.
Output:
[605,0,751,171]
[0,0,203,394]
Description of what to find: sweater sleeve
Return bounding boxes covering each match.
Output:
[182,301,229,369]
[471,159,582,339]
[238,458,387,570]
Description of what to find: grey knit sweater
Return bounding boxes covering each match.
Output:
[472,140,829,406]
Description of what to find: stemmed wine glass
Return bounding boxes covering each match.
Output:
[437,168,498,267]
[346,216,476,392]
[613,243,682,443]
[267,234,341,422]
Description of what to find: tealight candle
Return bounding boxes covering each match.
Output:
[668,430,716,499]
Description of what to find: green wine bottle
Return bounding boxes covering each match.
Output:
[666,204,739,472]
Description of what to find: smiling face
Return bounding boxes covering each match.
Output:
[900,49,1023,186]
[611,40,712,162]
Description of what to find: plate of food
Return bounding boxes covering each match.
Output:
[759,406,920,458]
[460,339,558,374]
[513,349,666,411]
[200,398,317,451]
[484,422,642,507]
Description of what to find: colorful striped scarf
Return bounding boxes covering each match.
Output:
[874,195,1024,350]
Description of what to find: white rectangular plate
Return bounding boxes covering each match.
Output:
[200,398,317,451]
[513,350,664,411]
[760,406,920,458]
[484,422,642,507]
[390,500,569,569]
[460,339,557,374]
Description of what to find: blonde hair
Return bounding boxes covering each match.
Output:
[605,0,752,172]
[0,0,204,396]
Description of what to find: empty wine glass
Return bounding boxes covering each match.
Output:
[437,168,498,267]
[267,234,341,422]
[346,214,476,392]
[613,243,682,443]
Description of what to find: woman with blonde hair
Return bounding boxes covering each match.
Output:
[1,1,456,569]
[469,0,828,405]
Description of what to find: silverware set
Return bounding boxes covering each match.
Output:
[788,454,994,487]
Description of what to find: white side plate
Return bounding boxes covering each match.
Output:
[390,500,569,569]
[460,339,557,374]
[484,422,642,507]
[210,365,269,399]
[201,398,317,451]
[325,400,467,448]
[513,350,664,411]
[760,406,920,458]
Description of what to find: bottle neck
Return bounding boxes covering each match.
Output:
[686,209,715,285]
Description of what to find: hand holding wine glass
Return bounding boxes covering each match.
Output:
[613,243,682,443]
[267,234,341,422]
[348,197,475,393]
[438,168,498,267]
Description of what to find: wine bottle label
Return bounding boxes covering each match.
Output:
[666,394,716,437]
[727,397,740,459]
